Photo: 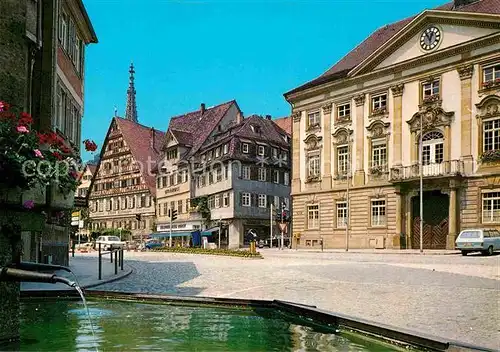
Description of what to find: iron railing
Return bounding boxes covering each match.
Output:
[98,243,124,280]
[390,160,464,181]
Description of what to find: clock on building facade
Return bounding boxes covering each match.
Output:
[420,26,441,51]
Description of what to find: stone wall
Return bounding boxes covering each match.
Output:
[0,0,28,345]
[0,0,29,108]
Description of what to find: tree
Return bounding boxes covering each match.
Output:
[190,196,211,226]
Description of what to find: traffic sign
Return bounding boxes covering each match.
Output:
[279,223,287,232]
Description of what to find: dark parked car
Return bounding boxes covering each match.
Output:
[145,241,164,250]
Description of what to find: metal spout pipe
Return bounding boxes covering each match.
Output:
[12,261,72,273]
[0,267,75,287]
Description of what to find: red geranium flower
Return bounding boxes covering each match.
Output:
[83,139,98,152]
[0,101,11,112]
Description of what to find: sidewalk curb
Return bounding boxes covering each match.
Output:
[83,265,133,290]
[263,250,461,256]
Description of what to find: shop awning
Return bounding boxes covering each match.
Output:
[150,232,193,239]
[201,227,219,236]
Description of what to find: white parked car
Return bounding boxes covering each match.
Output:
[455,228,500,256]
[95,236,126,251]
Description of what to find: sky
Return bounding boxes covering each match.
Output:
[81,0,447,162]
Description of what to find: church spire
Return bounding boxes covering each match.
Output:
[125,62,138,122]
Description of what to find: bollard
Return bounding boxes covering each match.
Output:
[98,243,102,280]
[72,241,75,258]
[120,249,124,270]
[114,250,118,275]
[110,249,113,263]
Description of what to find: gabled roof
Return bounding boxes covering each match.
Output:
[234,115,289,147]
[166,100,239,158]
[115,117,165,193]
[273,116,292,135]
[285,0,500,96]
[88,117,165,196]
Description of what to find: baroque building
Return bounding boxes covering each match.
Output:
[284,0,500,250]
[88,64,164,239]
[155,102,291,248]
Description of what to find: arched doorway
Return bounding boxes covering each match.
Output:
[421,130,444,176]
[411,190,449,249]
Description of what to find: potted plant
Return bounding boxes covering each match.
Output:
[0,101,97,209]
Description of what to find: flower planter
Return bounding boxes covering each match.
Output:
[48,184,75,210]
[0,184,46,207]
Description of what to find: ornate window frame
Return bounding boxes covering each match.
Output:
[332,127,353,180]
[334,101,352,125]
[407,100,454,163]
[369,90,389,119]
[304,134,322,183]
[476,95,500,165]
[306,203,320,230]
[419,75,442,106]
[366,120,390,177]
[478,60,500,94]
[306,109,321,133]
[369,194,388,229]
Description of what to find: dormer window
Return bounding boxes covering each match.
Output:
[242,143,249,153]
[166,148,178,160]
[223,144,229,154]
[258,145,265,156]
[215,148,220,158]
[283,151,288,161]
[251,125,261,133]
[201,154,206,163]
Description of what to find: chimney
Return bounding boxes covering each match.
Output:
[453,0,475,8]
[265,115,271,120]
[200,103,206,115]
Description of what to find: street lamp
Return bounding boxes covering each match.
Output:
[419,113,424,253]
[345,137,352,252]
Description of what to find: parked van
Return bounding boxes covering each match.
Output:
[455,229,500,256]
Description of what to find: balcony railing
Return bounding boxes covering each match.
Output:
[390,160,464,182]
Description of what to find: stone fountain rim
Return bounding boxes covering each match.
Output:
[19,290,494,352]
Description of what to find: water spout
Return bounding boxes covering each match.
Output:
[0,267,75,288]
[12,261,72,273]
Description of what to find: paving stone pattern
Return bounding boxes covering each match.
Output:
[87,250,500,350]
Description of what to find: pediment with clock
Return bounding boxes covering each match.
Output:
[349,11,500,76]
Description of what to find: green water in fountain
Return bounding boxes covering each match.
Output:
[17,300,405,351]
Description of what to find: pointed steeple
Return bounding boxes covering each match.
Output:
[125,62,138,122]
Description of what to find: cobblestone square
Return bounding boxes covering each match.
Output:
[78,250,500,350]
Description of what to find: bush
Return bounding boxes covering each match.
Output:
[152,247,263,258]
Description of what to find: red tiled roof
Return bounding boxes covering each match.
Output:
[115,117,165,193]
[170,129,193,146]
[168,100,237,158]
[286,0,500,95]
[234,115,289,147]
[273,116,292,135]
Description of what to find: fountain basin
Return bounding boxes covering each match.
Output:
[12,290,493,352]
